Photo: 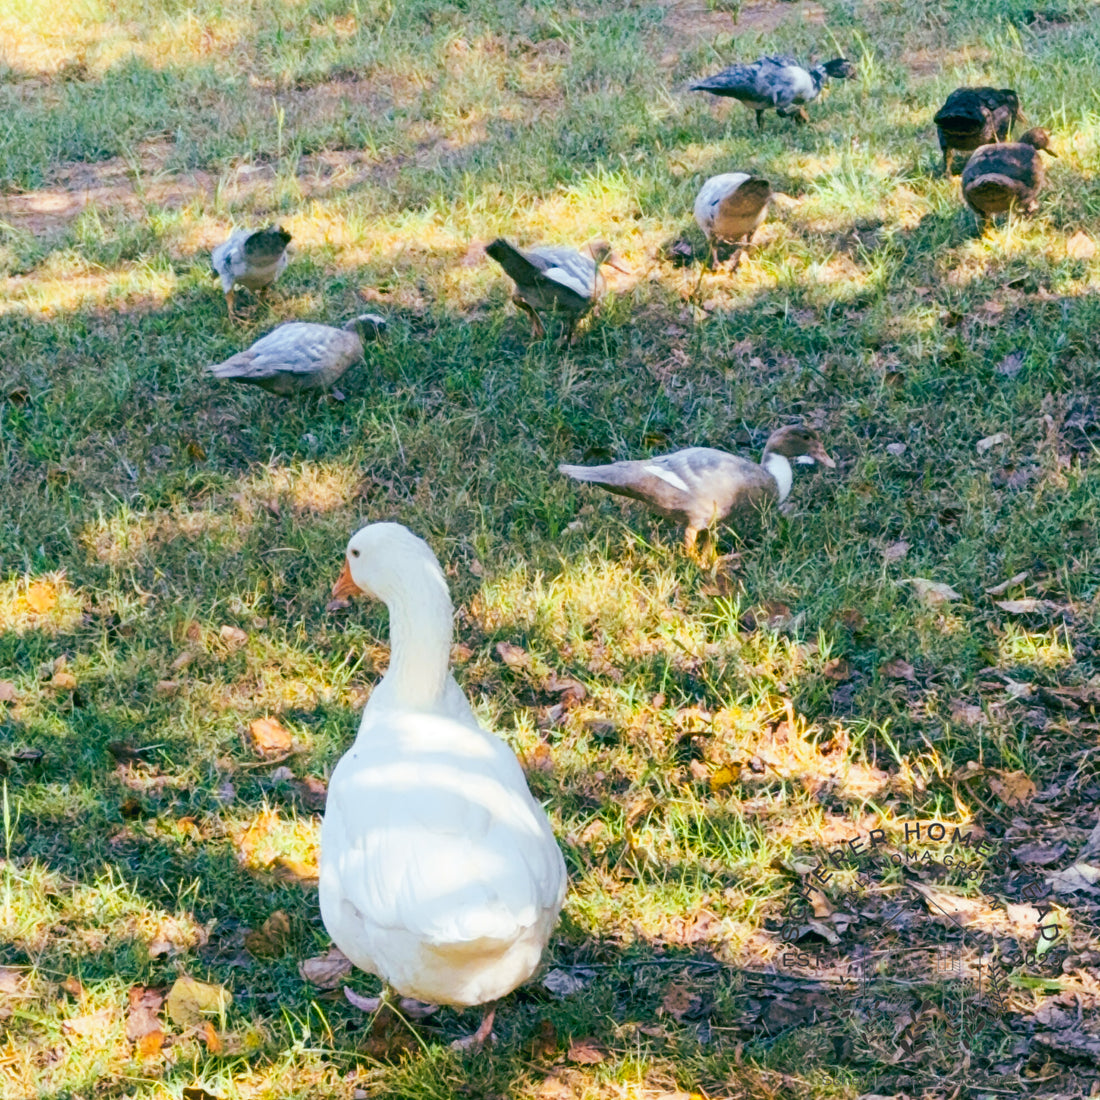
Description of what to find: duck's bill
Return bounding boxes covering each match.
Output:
[812,445,837,468]
[331,559,361,599]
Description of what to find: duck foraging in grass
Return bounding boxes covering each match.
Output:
[934,87,1023,176]
[558,425,835,555]
[694,173,772,270]
[205,314,386,398]
[485,237,622,343]
[690,55,856,128]
[322,523,568,1051]
[961,127,1056,225]
[211,226,292,319]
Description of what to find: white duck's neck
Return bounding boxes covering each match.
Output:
[376,572,454,713]
[762,450,794,503]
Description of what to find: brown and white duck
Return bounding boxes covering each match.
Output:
[211,226,292,319]
[933,87,1022,175]
[694,173,772,268]
[206,314,386,398]
[961,128,1056,224]
[558,425,835,553]
[485,238,621,343]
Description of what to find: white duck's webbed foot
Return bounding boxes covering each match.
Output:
[449,1004,497,1052]
[344,985,439,1019]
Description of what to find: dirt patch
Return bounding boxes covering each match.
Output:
[661,0,826,53]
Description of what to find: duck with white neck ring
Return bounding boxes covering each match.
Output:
[321,523,567,1051]
[557,425,835,555]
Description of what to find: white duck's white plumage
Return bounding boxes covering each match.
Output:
[210,226,292,316]
[320,523,567,1011]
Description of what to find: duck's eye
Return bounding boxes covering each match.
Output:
[351,549,360,558]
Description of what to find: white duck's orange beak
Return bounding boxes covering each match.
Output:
[331,558,361,600]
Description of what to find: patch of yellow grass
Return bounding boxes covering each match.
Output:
[0,571,84,636]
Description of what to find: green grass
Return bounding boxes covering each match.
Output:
[2,0,1100,1096]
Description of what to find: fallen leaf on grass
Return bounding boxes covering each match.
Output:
[995,598,1059,614]
[949,701,983,726]
[566,1036,606,1064]
[136,1030,165,1057]
[977,432,1009,454]
[1066,230,1097,260]
[881,658,916,682]
[325,597,351,613]
[156,679,181,695]
[25,582,57,614]
[988,770,1037,806]
[709,765,740,790]
[985,571,1029,596]
[885,442,907,456]
[496,641,529,669]
[298,947,352,989]
[61,976,84,998]
[660,982,706,1022]
[529,1018,559,1059]
[0,682,16,703]
[62,1007,114,1036]
[249,717,293,756]
[50,671,78,691]
[902,578,962,605]
[170,650,195,672]
[245,910,291,958]
[126,985,165,1040]
[525,741,554,774]
[274,856,318,882]
[165,977,232,1028]
[821,657,851,681]
[201,1020,222,1053]
[218,625,248,648]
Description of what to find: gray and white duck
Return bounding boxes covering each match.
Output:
[558,425,835,554]
[691,55,856,128]
[933,87,1023,176]
[694,173,772,268]
[485,238,623,343]
[211,226,292,319]
[961,127,1056,225]
[206,314,386,398]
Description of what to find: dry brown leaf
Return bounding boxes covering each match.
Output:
[249,717,293,756]
[136,1030,165,1058]
[985,571,1029,596]
[709,764,740,791]
[62,1007,113,1036]
[25,582,57,614]
[170,650,195,671]
[660,982,703,1022]
[977,432,1009,454]
[995,598,1058,614]
[298,947,352,989]
[495,641,529,669]
[245,910,291,958]
[988,770,1037,806]
[126,985,165,1040]
[156,679,181,695]
[526,741,554,774]
[201,1020,223,1053]
[1066,230,1097,260]
[50,670,78,691]
[566,1036,606,1064]
[274,855,318,882]
[881,657,916,682]
[165,976,232,1027]
[182,1088,220,1100]
[902,578,962,605]
[821,657,851,681]
[61,976,84,998]
[218,625,248,648]
[0,681,16,703]
[949,700,983,726]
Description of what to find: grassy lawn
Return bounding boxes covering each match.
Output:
[2,0,1100,1096]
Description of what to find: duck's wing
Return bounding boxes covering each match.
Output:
[755,57,816,108]
[690,61,764,101]
[694,175,770,241]
[963,143,1042,191]
[485,239,593,308]
[560,447,771,526]
[934,88,987,130]
[320,714,566,976]
[206,323,360,382]
[242,226,291,267]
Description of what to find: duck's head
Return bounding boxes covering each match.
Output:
[763,426,836,468]
[343,313,388,342]
[585,239,630,274]
[822,58,857,81]
[1019,127,1057,155]
[331,522,444,603]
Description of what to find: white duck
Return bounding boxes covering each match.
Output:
[694,173,772,271]
[321,523,568,1049]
